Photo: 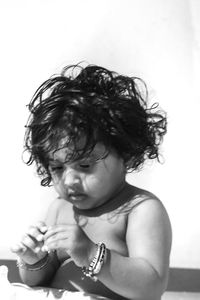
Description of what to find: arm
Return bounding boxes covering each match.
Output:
[97,199,172,300]
[18,251,60,286]
[15,199,62,287]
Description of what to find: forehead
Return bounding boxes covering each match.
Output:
[49,137,107,162]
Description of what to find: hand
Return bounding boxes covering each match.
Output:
[43,224,96,267]
[10,221,49,265]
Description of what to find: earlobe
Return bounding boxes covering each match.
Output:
[123,159,130,172]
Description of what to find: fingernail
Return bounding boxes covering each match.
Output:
[11,245,19,252]
[34,247,41,253]
[41,245,49,252]
[36,234,44,242]
[40,226,48,233]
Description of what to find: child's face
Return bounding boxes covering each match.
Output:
[48,141,126,210]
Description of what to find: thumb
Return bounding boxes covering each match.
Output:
[76,215,87,227]
[10,243,26,257]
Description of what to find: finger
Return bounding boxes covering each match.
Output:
[27,220,48,243]
[77,216,88,227]
[21,234,39,253]
[45,231,69,244]
[42,231,70,252]
[10,243,26,254]
[27,226,44,242]
[42,236,69,252]
[44,225,70,240]
[34,221,48,234]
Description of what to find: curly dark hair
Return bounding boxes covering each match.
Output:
[24,64,167,186]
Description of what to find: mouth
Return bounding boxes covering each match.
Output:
[68,193,87,202]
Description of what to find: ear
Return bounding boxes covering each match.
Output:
[124,158,133,172]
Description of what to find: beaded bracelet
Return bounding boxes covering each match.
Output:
[82,242,107,281]
[16,253,50,271]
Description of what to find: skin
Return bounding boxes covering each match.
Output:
[11,143,172,300]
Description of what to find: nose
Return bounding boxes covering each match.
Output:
[63,168,81,189]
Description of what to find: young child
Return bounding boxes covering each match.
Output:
[11,64,172,300]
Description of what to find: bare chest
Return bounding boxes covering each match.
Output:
[81,213,128,255]
[57,204,128,256]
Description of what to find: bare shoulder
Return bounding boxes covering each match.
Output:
[127,188,171,227]
[126,187,172,242]
[45,198,73,226]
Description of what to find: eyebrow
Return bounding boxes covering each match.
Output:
[48,160,63,166]
[48,151,106,165]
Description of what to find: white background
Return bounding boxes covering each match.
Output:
[0,0,199,269]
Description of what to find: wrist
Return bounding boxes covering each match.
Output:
[18,250,48,266]
[82,242,107,281]
[17,253,50,271]
[86,242,98,266]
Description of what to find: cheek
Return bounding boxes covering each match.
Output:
[101,160,125,187]
[52,180,65,197]
[83,174,105,194]
[84,168,116,192]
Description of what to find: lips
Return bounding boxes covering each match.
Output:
[68,192,86,201]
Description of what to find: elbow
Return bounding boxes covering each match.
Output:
[130,267,169,300]
[122,277,166,300]
[139,271,168,300]
[131,283,164,300]
[141,259,169,300]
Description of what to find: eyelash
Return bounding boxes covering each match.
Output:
[79,163,90,169]
[50,161,93,172]
[50,166,63,172]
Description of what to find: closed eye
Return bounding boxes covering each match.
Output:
[79,163,90,169]
[50,166,63,172]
